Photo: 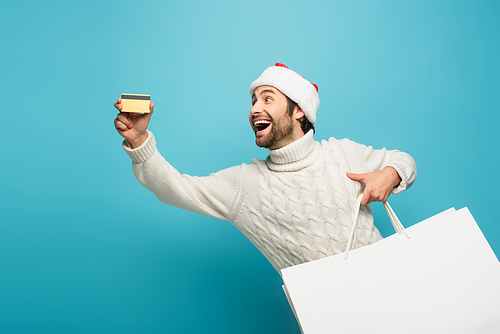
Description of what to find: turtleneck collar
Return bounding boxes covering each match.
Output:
[265,130,321,172]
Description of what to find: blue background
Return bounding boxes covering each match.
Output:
[1,1,499,333]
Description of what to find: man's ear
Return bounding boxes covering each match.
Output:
[294,106,305,120]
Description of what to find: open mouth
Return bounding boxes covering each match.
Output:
[254,119,271,134]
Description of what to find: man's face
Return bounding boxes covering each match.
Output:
[249,85,301,150]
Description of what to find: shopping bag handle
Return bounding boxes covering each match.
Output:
[344,194,410,260]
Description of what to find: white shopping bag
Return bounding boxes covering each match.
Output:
[281,195,500,334]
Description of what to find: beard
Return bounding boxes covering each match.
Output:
[255,112,295,149]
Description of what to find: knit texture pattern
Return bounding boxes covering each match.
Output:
[231,135,382,272]
[123,130,416,273]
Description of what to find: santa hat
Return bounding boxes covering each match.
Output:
[249,63,320,124]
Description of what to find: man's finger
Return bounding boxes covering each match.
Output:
[361,189,372,205]
[149,102,154,113]
[114,118,129,131]
[116,113,133,129]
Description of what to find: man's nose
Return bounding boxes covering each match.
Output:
[250,102,263,115]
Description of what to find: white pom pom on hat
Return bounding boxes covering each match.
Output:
[249,63,320,124]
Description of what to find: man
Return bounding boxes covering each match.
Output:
[113,63,417,273]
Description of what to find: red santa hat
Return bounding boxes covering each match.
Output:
[249,63,320,124]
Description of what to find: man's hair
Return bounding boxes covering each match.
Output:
[286,97,315,134]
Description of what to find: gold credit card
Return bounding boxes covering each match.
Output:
[121,93,151,113]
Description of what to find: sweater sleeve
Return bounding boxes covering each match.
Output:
[122,131,241,220]
[352,141,417,195]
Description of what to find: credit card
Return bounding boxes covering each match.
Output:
[121,93,151,113]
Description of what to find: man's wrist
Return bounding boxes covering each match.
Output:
[129,132,148,149]
[385,166,402,188]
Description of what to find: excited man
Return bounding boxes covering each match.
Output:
[113,63,417,272]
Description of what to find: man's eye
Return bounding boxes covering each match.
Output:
[266,97,272,102]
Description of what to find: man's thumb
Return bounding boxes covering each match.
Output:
[346,172,365,181]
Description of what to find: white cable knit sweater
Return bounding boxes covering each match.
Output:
[123,130,417,273]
